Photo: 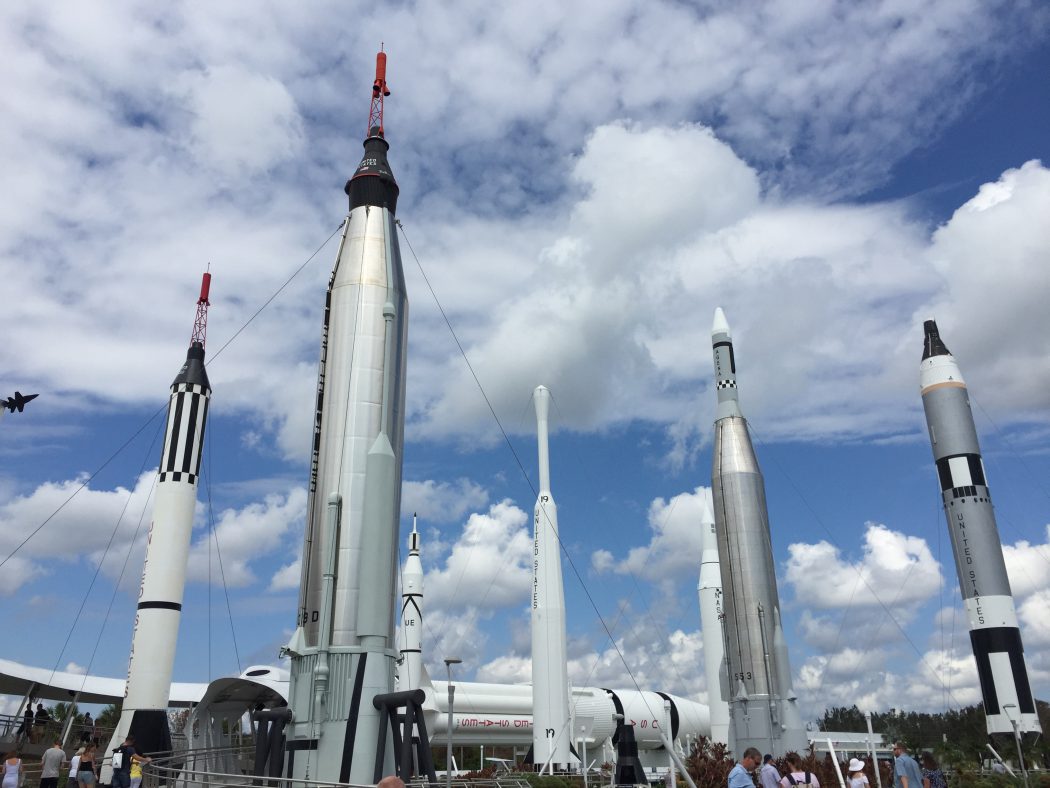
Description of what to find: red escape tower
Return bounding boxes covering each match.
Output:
[368,46,391,138]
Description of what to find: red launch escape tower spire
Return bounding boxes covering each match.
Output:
[368,47,391,137]
[190,270,212,347]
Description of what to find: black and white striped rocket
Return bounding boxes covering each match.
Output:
[709,307,806,756]
[105,273,213,765]
[920,320,1041,741]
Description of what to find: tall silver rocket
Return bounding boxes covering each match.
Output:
[284,50,408,784]
[709,307,806,756]
[919,320,1041,741]
[104,272,213,766]
[697,496,729,745]
[531,385,575,772]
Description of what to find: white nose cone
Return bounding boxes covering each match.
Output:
[712,307,730,338]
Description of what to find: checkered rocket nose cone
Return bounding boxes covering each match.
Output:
[159,383,210,484]
[936,452,988,500]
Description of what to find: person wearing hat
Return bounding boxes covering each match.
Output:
[67,748,85,788]
[848,758,868,788]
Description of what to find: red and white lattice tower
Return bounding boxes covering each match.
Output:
[368,47,391,138]
[190,270,211,347]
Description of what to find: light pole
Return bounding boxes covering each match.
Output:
[1003,704,1030,788]
[445,657,462,788]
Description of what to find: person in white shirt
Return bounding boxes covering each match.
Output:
[67,748,84,788]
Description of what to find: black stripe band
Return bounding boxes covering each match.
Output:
[182,393,200,474]
[340,654,368,783]
[137,601,182,611]
[194,397,210,478]
[165,392,185,473]
[970,627,1036,715]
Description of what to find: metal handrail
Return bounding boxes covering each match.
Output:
[0,712,116,748]
[140,746,542,788]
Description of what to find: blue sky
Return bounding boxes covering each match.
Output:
[1,1,1050,723]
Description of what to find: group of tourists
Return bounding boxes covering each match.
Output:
[728,741,949,788]
[13,705,52,746]
[1,734,151,788]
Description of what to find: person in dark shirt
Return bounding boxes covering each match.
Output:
[111,735,151,788]
[33,704,51,744]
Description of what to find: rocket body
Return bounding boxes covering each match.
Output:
[919,320,1040,740]
[697,497,729,745]
[400,519,424,692]
[284,126,408,784]
[104,341,211,768]
[531,385,575,772]
[709,308,806,756]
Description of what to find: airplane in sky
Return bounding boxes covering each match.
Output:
[2,391,38,413]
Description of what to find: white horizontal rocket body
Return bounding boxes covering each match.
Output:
[430,682,709,757]
[105,341,211,767]
[709,308,806,756]
[531,385,575,771]
[284,128,408,784]
[920,321,1040,741]
[697,497,729,745]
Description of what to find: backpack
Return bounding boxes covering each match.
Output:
[787,773,812,786]
[111,750,123,770]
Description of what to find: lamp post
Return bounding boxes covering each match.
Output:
[445,657,462,788]
[864,710,882,788]
[1002,704,1030,788]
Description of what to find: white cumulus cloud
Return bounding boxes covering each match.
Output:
[785,523,944,611]
[401,478,490,523]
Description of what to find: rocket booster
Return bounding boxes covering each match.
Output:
[106,273,213,765]
[284,50,408,785]
[531,385,575,772]
[697,496,729,745]
[295,124,407,648]
[399,515,424,692]
[709,308,806,756]
[920,320,1040,740]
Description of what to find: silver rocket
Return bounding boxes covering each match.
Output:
[284,50,408,784]
[697,496,729,745]
[105,272,213,768]
[709,307,806,756]
[920,320,1041,741]
[531,385,575,772]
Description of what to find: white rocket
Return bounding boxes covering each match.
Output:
[104,272,213,768]
[531,385,575,772]
[283,50,408,785]
[399,515,424,693]
[697,496,729,745]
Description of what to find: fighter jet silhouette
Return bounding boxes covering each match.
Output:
[2,391,38,413]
